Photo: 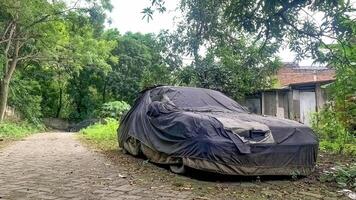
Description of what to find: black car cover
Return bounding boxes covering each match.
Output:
[119,86,318,175]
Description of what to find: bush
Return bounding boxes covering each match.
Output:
[0,121,45,140]
[320,163,356,189]
[312,107,356,155]
[100,101,131,119]
[79,118,119,150]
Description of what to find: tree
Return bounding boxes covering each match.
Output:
[144,0,355,98]
[62,12,117,120]
[0,0,115,121]
[0,0,67,120]
[145,0,354,63]
[144,1,282,98]
[107,32,175,104]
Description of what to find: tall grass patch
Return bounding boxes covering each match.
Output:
[0,121,45,141]
[79,118,119,150]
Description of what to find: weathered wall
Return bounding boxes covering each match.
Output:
[244,97,261,114]
[263,91,277,116]
[43,118,72,130]
[292,90,301,122]
[4,106,21,121]
[277,91,288,118]
[315,84,328,111]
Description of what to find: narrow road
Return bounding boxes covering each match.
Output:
[0,132,192,200]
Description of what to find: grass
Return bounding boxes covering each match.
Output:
[0,120,44,141]
[319,140,356,156]
[79,118,119,151]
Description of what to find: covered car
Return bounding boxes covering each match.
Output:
[118,86,318,175]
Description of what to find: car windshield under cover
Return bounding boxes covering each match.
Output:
[149,86,246,112]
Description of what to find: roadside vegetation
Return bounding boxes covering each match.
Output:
[0,120,44,141]
[312,106,356,156]
[79,118,119,151]
[78,101,129,150]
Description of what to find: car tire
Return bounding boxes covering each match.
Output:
[170,163,186,174]
[123,137,141,156]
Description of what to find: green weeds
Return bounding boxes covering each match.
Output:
[79,118,119,150]
[0,121,44,141]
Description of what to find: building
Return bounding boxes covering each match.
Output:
[244,63,335,125]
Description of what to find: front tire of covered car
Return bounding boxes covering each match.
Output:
[170,163,186,174]
[123,137,141,156]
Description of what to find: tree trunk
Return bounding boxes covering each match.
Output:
[102,77,107,104]
[55,87,63,118]
[0,60,17,121]
[0,80,10,121]
[0,41,19,121]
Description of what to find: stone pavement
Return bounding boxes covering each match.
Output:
[0,132,192,200]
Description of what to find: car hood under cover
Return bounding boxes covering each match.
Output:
[119,87,318,174]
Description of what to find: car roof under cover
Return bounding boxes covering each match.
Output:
[150,86,246,112]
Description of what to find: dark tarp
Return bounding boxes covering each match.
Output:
[119,86,318,175]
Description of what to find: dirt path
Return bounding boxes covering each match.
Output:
[0,132,192,200]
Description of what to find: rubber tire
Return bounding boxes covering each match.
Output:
[123,137,141,156]
[170,164,186,174]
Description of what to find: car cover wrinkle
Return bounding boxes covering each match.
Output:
[274,128,297,144]
[206,92,241,112]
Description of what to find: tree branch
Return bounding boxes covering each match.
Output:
[1,21,13,41]
[25,0,81,29]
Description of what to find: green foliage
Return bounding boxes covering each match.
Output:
[147,0,354,63]
[9,75,42,123]
[107,32,175,104]
[100,101,131,119]
[312,107,356,155]
[147,0,355,116]
[309,18,356,156]
[320,163,356,189]
[0,0,116,122]
[79,118,119,150]
[0,121,45,140]
[145,0,283,100]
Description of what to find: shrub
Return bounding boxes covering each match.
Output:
[100,101,131,119]
[312,107,356,155]
[79,118,119,150]
[320,163,356,189]
[0,121,45,140]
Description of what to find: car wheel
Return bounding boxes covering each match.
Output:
[123,137,141,156]
[170,163,186,174]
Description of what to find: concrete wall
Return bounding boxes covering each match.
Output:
[292,90,301,121]
[244,84,330,123]
[263,91,277,116]
[315,84,328,111]
[277,91,288,118]
[244,97,261,114]
[43,118,72,130]
[4,106,21,121]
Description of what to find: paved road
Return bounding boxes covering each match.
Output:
[0,132,192,200]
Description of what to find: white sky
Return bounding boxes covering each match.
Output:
[107,0,318,66]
